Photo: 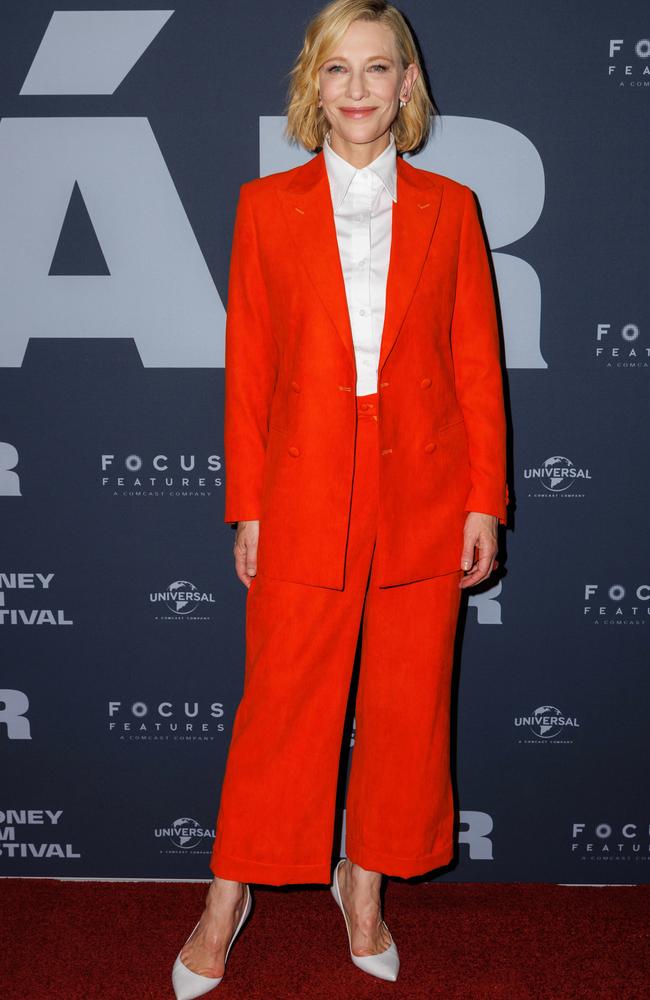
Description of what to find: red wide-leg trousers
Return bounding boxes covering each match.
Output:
[210,391,463,885]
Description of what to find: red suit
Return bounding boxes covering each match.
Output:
[210,149,509,884]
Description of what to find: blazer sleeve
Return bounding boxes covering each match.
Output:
[223,182,279,524]
[450,184,510,526]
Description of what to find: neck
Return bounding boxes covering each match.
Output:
[327,129,392,168]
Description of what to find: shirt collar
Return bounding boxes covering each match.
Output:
[323,129,397,211]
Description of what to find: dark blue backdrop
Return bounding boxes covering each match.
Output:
[1,1,648,883]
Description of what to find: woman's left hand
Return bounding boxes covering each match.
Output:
[458,512,499,589]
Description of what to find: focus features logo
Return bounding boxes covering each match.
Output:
[0,572,73,626]
[523,456,591,500]
[572,822,650,863]
[100,452,222,498]
[155,817,215,854]
[514,705,580,744]
[584,583,649,626]
[0,809,81,861]
[150,580,216,620]
[608,38,650,87]
[108,700,225,742]
[595,321,648,369]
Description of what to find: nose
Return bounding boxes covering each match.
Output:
[346,67,368,101]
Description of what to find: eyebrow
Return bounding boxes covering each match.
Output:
[323,55,395,63]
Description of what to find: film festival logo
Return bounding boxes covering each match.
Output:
[0,571,73,626]
[607,38,650,87]
[0,6,548,377]
[523,455,591,502]
[150,580,216,621]
[0,809,81,862]
[155,817,215,856]
[583,583,649,626]
[100,453,223,500]
[0,690,32,741]
[467,580,504,625]
[595,321,648,370]
[514,705,580,745]
[571,822,650,864]
[108,699,225,743]
[0,442,20,496]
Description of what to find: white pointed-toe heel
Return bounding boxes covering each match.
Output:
[171,884,252,1000]
[330,858,400,982]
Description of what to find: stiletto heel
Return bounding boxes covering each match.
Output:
[330,858,400,982]
[171,884,252,999]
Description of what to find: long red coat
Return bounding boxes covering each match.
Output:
[223,148,510,589]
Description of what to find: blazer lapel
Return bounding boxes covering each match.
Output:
[379,157,443,372]
[276,149,444,375]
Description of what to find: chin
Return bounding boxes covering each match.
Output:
[333,119,388,144]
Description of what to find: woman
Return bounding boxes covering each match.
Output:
[172,0,509,995]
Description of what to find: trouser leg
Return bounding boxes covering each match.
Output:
[209,395,380,885]
[344,561,463,878]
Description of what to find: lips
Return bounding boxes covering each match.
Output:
[339,107,376,118]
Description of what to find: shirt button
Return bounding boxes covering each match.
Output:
[359,308,366,316]
[358,258,367,266]
[356,214,364,222]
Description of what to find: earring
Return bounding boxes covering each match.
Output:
[399,99,406,108]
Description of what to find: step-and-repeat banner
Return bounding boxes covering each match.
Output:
[1,2,647,883]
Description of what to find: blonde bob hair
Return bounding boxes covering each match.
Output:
[284,0,435,155]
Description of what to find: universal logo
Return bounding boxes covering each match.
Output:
[572,822,650,863]
[0,809,81,861]
[150,580,216,620]
[514,705,579,744]
[108,699,225,742]
[155,816,215,854]
[0,572,73,627]
[523,456,591,499]
[607,38,650,87]
[100,453,222,498]
[584,583,649,626]
[595,321,648,369]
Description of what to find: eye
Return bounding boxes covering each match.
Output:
[326,64,346,73]
[369,63,389,71]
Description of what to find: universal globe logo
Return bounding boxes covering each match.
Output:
[155,817,215,853]
[524,456,591,495]
[149,580,216,618]
[514,705,579,741]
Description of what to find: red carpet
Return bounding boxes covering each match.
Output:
[1,878,648,999]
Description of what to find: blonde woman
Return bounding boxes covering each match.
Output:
[172,0,508,995]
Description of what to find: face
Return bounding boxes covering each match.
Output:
[317,19,418,149]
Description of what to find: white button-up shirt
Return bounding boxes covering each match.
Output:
[322,129,397,396]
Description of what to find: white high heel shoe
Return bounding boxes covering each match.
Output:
[330,858,400,982]
[171,884,252,1000]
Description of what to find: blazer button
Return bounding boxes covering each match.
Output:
[291,381,300,392]
[420,377,432,389]
[424,442,437,453]
[288,445,300,457]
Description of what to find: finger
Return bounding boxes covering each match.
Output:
[459,553,497,588]
[233,537,254,586]
[460,538,478,572]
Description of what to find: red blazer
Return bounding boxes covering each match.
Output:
[223,149,509,589]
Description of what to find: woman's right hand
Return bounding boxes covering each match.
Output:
[233,520,259,588]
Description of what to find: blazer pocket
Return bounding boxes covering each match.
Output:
[435,416,465,436]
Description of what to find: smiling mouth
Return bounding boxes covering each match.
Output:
[339,107,377,116]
